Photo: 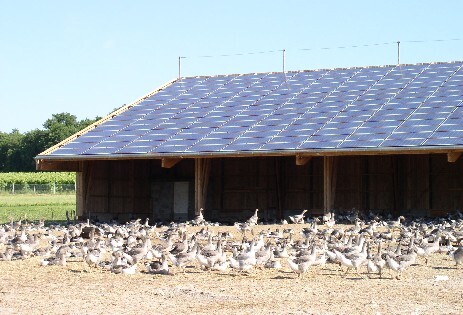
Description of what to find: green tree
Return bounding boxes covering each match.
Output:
[0,113,100,172]
[0,130,24,171]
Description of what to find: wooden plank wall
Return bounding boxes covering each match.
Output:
[78,153,463,222]
[83,160,152,221]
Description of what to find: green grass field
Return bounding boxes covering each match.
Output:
[0,194,76,224]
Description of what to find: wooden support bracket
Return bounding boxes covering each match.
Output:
[447,152,462,163]
[161,158,181,168]
[296,155,312,166]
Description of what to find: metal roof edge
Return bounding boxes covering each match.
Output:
[36,78,178,157]
[35,145,463,162]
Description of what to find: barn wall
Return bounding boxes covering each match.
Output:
[78,153,463,222]
[83,160,152,221]
[206,156,324,222]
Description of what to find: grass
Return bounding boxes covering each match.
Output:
[0,193,76,224]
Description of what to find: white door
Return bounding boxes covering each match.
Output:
[173,182,189,220]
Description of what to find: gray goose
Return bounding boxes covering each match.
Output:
[146,254,170,275]
[449,245,463,267]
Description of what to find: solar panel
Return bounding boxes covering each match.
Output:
[43,61,463,157]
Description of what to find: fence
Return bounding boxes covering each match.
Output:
[0,183,76,194]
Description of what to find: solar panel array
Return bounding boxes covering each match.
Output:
[47,61,463,156]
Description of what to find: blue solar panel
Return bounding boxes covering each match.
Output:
[41,61,463,157]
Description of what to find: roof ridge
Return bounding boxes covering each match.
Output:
[176,60,463,80]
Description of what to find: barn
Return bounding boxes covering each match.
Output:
[35,61,463,223]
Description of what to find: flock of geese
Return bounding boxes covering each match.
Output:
[0,208,462,280]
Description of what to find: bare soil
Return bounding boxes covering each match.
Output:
[0,224,462,315]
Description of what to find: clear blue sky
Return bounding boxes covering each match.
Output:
[1,1,462,133]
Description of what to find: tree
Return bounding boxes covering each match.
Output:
[0,113,100,172]
[0,130,24,171]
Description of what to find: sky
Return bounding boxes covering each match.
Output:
[1,1,462,133]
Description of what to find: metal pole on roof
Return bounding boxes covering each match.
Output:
[282,49,286,73]
[397,41,400,65]
[178,56,186,79]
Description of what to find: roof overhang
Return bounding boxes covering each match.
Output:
[35,146,463,171]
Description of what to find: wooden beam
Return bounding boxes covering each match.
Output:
[75,167,84,218]
[195,158,211,216]
[161,158,181,168]
[447,152,462,163]
[323,156,337,213]
[324,157,332,213]
[36,159,81,171]
[296,155,312,166]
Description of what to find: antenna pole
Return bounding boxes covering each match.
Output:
[282,49,286,73]
[397,41,400,65]
[178,56,182,79]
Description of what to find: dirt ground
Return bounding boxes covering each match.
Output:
[0,224,462,315]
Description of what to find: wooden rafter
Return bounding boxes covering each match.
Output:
[447,152,462,163]
[161,158,181,168]
[296,155,312,166]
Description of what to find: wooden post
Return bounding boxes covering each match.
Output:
[76,161,86,219]
[323,156,337,213]
[275,158,283,220]
[195,158,211,216]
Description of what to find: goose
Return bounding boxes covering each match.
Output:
[385,254,408,280]
[386,216,406,231]
[169,233,189,255]
[110,253,136,275]
[414,236,440,265]
[273,243,290,259]
[322,212,333,224]
[201,234,217,252]
[16,242,36,258]
[168,243,198,273]
[301,219,319,238]
[325,216,336,228]
[11,229,28,245]
[210,260,230,272]
[152,234,174,253]
[255,244,273,267]
[109,236,124,252]
[197,241,226,270]
[146,254,170,275]
[234,222,254,237]
[264,259,282,269]
[192,208,205,226]
[369,242,386,278]
[246,209,259,226]
[334,243,368,278]
[41,247,70,267]
[289,210,308,224]
[0,247,13,261]
[359,222,378,237]
[287,256,314,279]
[229,255,256,272]
[449,245,463,267]
[121,263,137,275]
[84,249,101,270]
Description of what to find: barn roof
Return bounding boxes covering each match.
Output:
[37,61,463,161]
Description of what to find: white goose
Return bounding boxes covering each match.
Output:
[289,210,308,224]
